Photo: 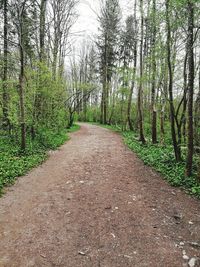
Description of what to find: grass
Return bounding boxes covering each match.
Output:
[66,124,81,133]
[93,123,200,198]
[0,124,80,194]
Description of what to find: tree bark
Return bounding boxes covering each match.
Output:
[19,43,26,151]
[160,58,168,144]
[127,0,137,131]
[39,0,47,62]
[102,34,108,124]
[32,0,47,138]
[151,0,157,144]
[18,2,27,151]
[185,0,194,176]
[194,65,200,146]
[2,0,9,129]
[166,0,181,161]
[138,0,146,144]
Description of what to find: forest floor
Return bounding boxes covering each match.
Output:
[0,123,200,267]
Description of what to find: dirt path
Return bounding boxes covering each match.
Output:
[0,123,200,267]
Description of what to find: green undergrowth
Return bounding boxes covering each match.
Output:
[66,124,81,133]
[94,123,200,198]
[0,124,80,194]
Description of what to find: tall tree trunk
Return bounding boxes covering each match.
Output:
[18,3,27,151]
[198,164,200,183]
[194,62,200,146]
[185,0,194,176]
[175,52,188,148]
[182,52,188,144]
[100,92,104,124]
[108,91,116,125]
[160,99,165,144]
[2,0,9,129]
[52,40,58,80]
[102,34,108,124]
[39,0,47,62]
[166,0,181,161]
[127,53,137,131]
[83,56,88,121]
[138,0,146,143]
[160,58,168,144]
[103,82,107,124]
[32,0,47,139]
[127,0,137,131]
[19,43,26,151]
[151,0,157,143]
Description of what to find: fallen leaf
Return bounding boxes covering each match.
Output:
[78,251,86,256]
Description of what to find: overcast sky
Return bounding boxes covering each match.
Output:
[69,0,135,50]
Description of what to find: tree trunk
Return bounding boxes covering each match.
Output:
[185,0,194,176]
[68,108,74,128]
[160,59,168,144]
[39,0,47,62]
[166,0,181,161]
[108,91,116,125]
[101,34,108,125]
[151,0,157,144]
[194,67,200,146]
[100,92,104,124]
[103,35,108,125]
[127,0,137,131]
[182,52,188,145]
[2,0,9,129]
[127,63,136,130]
[17,3,27,151]
[160,101,165,144]
[138,0,146,144]
[32,0,47,136]
[19,43,26,151]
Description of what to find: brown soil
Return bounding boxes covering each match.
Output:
[0,123,200,267]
